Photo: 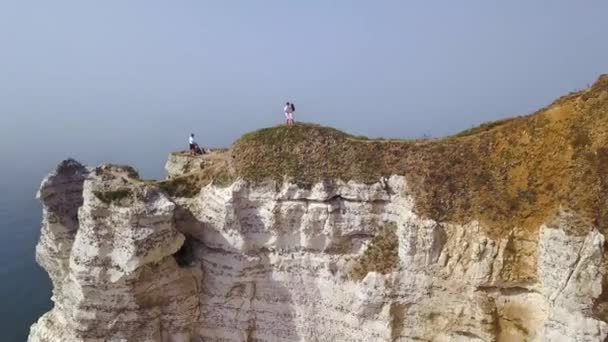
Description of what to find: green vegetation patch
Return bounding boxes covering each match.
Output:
[350,223,399,281]
[451,117,519,138]
[93,189,132,204]
[156,166,235,198]
[233,123,401,185]
[157,176,200,198]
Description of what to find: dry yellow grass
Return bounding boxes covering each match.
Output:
[231,75,608,238]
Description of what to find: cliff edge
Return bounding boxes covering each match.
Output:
[29,75,608,341]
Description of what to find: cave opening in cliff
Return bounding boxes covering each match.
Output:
[174,235,197,267]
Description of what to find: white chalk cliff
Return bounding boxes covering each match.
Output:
[28,75,608,341]
[27,159,608,342]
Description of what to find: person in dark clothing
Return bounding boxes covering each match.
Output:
[188,133,203,155]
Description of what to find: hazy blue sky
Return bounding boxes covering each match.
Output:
[1,1,607,179]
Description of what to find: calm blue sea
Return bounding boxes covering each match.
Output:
[0,171,52,342]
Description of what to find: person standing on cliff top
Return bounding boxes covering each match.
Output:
[284,102,295,126]
[188,133,196,154]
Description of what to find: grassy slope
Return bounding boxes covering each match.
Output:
[232,75,608,238]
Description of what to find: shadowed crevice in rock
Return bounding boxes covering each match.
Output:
[174,234,197,267]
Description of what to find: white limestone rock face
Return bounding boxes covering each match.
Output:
[178,176,608,342]
[30,160,608,341]
[29,162,199,342]
[539,217,608,341]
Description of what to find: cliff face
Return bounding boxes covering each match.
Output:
[29,76,608,341]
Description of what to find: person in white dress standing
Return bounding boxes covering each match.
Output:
[284,102,295,126]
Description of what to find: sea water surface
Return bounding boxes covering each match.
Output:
[0,166,51,342]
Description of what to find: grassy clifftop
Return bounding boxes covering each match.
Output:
[233,123,390,184]
[232,75,608,236]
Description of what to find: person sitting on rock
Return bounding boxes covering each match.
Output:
[188,133,203,155]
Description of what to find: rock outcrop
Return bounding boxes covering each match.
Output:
[30,163,199,342]
[165,149,231,179]
[29,75,608,341]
